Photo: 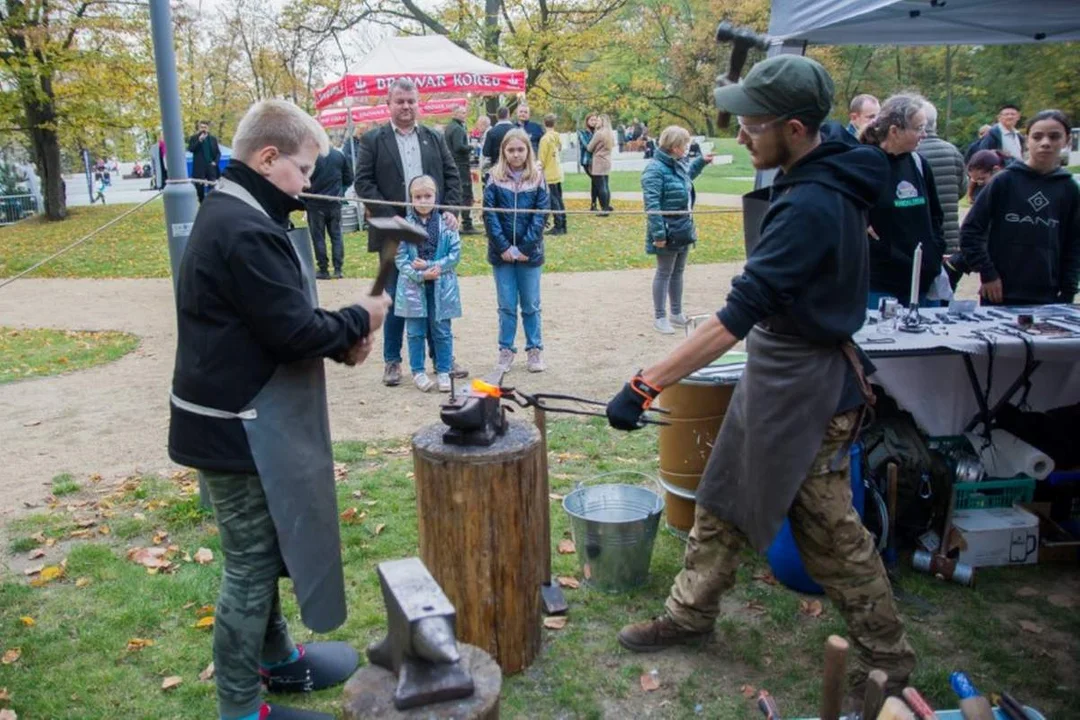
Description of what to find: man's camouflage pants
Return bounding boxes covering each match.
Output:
[201,470,298,719]
[665,411,917,686]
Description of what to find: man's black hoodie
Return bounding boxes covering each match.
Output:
[960,162,1080,304]
[867,151,945,299]
[719,130,888,344]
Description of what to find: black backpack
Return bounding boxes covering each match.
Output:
[861,388,954,547]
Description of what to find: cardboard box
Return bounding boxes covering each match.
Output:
[951,507,1039,567]
[1021,502,1080,566]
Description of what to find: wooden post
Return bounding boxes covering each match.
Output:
[534,406,551,583]
[412,420,545,674]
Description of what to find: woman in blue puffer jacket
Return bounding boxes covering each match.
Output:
[641,125,712,334]
[484,128,550,374]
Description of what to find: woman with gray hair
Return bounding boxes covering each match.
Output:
[641,125,712,333]
[861,93,946,307]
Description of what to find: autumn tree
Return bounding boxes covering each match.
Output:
[0,0,151,220]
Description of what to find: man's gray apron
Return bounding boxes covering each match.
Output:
[694,190,852,553]
[171,178,346,633]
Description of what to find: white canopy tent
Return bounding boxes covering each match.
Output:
[768,0,1080,47]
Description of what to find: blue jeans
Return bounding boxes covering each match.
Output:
[383,267,405,363]
[406,283,453,374]
[494,263,542,352]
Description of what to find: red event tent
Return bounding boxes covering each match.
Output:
[316,97,467,129]
[313,35,526,111]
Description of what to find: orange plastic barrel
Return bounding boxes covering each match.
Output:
[657,362,743,537]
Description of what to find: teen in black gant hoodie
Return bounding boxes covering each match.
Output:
[960,110,1080,305]
[861,94,945,306]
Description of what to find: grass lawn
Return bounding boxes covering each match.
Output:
[562,138,755,196]
[0,199,745,280]
[0,327,140,384]
[1,418,1076,719]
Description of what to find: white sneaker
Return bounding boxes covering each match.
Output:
[495,348,515,374]
[437,372,452,392]
[654,317,675,335]
[413,372,435,392]
[526,348,545,373]
[670,313,689,327]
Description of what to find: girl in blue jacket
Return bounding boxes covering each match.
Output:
[484,129,549,374]
[396,175,463,393]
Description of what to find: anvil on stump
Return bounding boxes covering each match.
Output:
[343,558,501,720]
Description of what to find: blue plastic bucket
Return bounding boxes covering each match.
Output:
[766,443,864,595]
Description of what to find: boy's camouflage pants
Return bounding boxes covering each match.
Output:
[201,470,298,719]
[664,411,917,686]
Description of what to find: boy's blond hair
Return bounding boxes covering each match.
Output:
[491,129,540,184]
[233,99,329,161]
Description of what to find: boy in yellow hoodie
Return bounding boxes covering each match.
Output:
[538,113,567,235]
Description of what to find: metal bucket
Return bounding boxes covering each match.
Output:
[562,472,665,593]
[341,202,360,233]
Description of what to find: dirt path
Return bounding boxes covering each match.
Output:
[0,265,745,517]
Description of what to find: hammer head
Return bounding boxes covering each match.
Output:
[368,215,428,296]
[715,21,769,50]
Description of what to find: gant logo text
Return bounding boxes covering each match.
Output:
[1005,213,1059,228]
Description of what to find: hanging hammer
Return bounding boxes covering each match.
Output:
[367,215,428,296]
[713,21,770,129]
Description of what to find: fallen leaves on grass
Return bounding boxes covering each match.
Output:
[740,684,757,699]
[556,576,580,589]
[22,565,43,577]
[745,600,767,615]
[543,616,568,630]
[1015,586,1039,598]
[752,571,778,586]
[799,599,824,618]
[127,546,174,573]
[374,523,386,536]
[194,616,215,630]
[196,604,215,617]
[334,462,349,482]
[193,548,213,565]
[340,507,366,524]
[0,687,9,701]
[557,539,576,554]
[29,532,45,544]
[18,617,34,627]
[161,676,183,691]
[549,492,564,501]
[152,531,168,545]
[1018,620,1043,634]
[126,638,154,652]
[27,548,45,560]
[1,649,21,665]
[640,672,660,692]
[75,577,90,588]
[199,662,215,682]
[29,565,64,587]
[0,709,17,720]
[1048,594,1074,608]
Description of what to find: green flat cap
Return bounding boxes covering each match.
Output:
[714,55,834,121]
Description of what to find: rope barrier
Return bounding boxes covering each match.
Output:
[170,177,742,216]
[0,175,743,291]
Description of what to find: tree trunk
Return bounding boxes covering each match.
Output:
[23,74,66,220]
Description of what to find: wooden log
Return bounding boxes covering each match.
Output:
[412,420,545,674]
[342,643,501,720]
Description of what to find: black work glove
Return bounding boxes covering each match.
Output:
[606,374,662,431]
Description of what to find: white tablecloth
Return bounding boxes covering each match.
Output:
[856,306,1080,435]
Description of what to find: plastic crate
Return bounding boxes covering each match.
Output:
[954,476,1036,510]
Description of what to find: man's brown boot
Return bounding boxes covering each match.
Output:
[617,616,711,653]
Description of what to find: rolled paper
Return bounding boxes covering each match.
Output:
[910,242,923,306]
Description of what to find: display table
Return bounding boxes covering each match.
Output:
[855,305,1080,435]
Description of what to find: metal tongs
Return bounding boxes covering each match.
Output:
[501,388,670,426]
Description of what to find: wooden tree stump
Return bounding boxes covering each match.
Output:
[342,643,501,720]
[412,420,545,675]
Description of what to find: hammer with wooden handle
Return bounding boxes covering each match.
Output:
[367,215,428,297]
[863,669,888,720]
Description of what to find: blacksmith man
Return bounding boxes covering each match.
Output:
[606,56,916,710]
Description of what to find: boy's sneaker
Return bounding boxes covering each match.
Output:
[382,362,402,386]
[495,348,515,374]
[413,372,435,392]
[669,313,689,327]
[436,372,452,393]
[526,348,545,373]
[654,317,675,335]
